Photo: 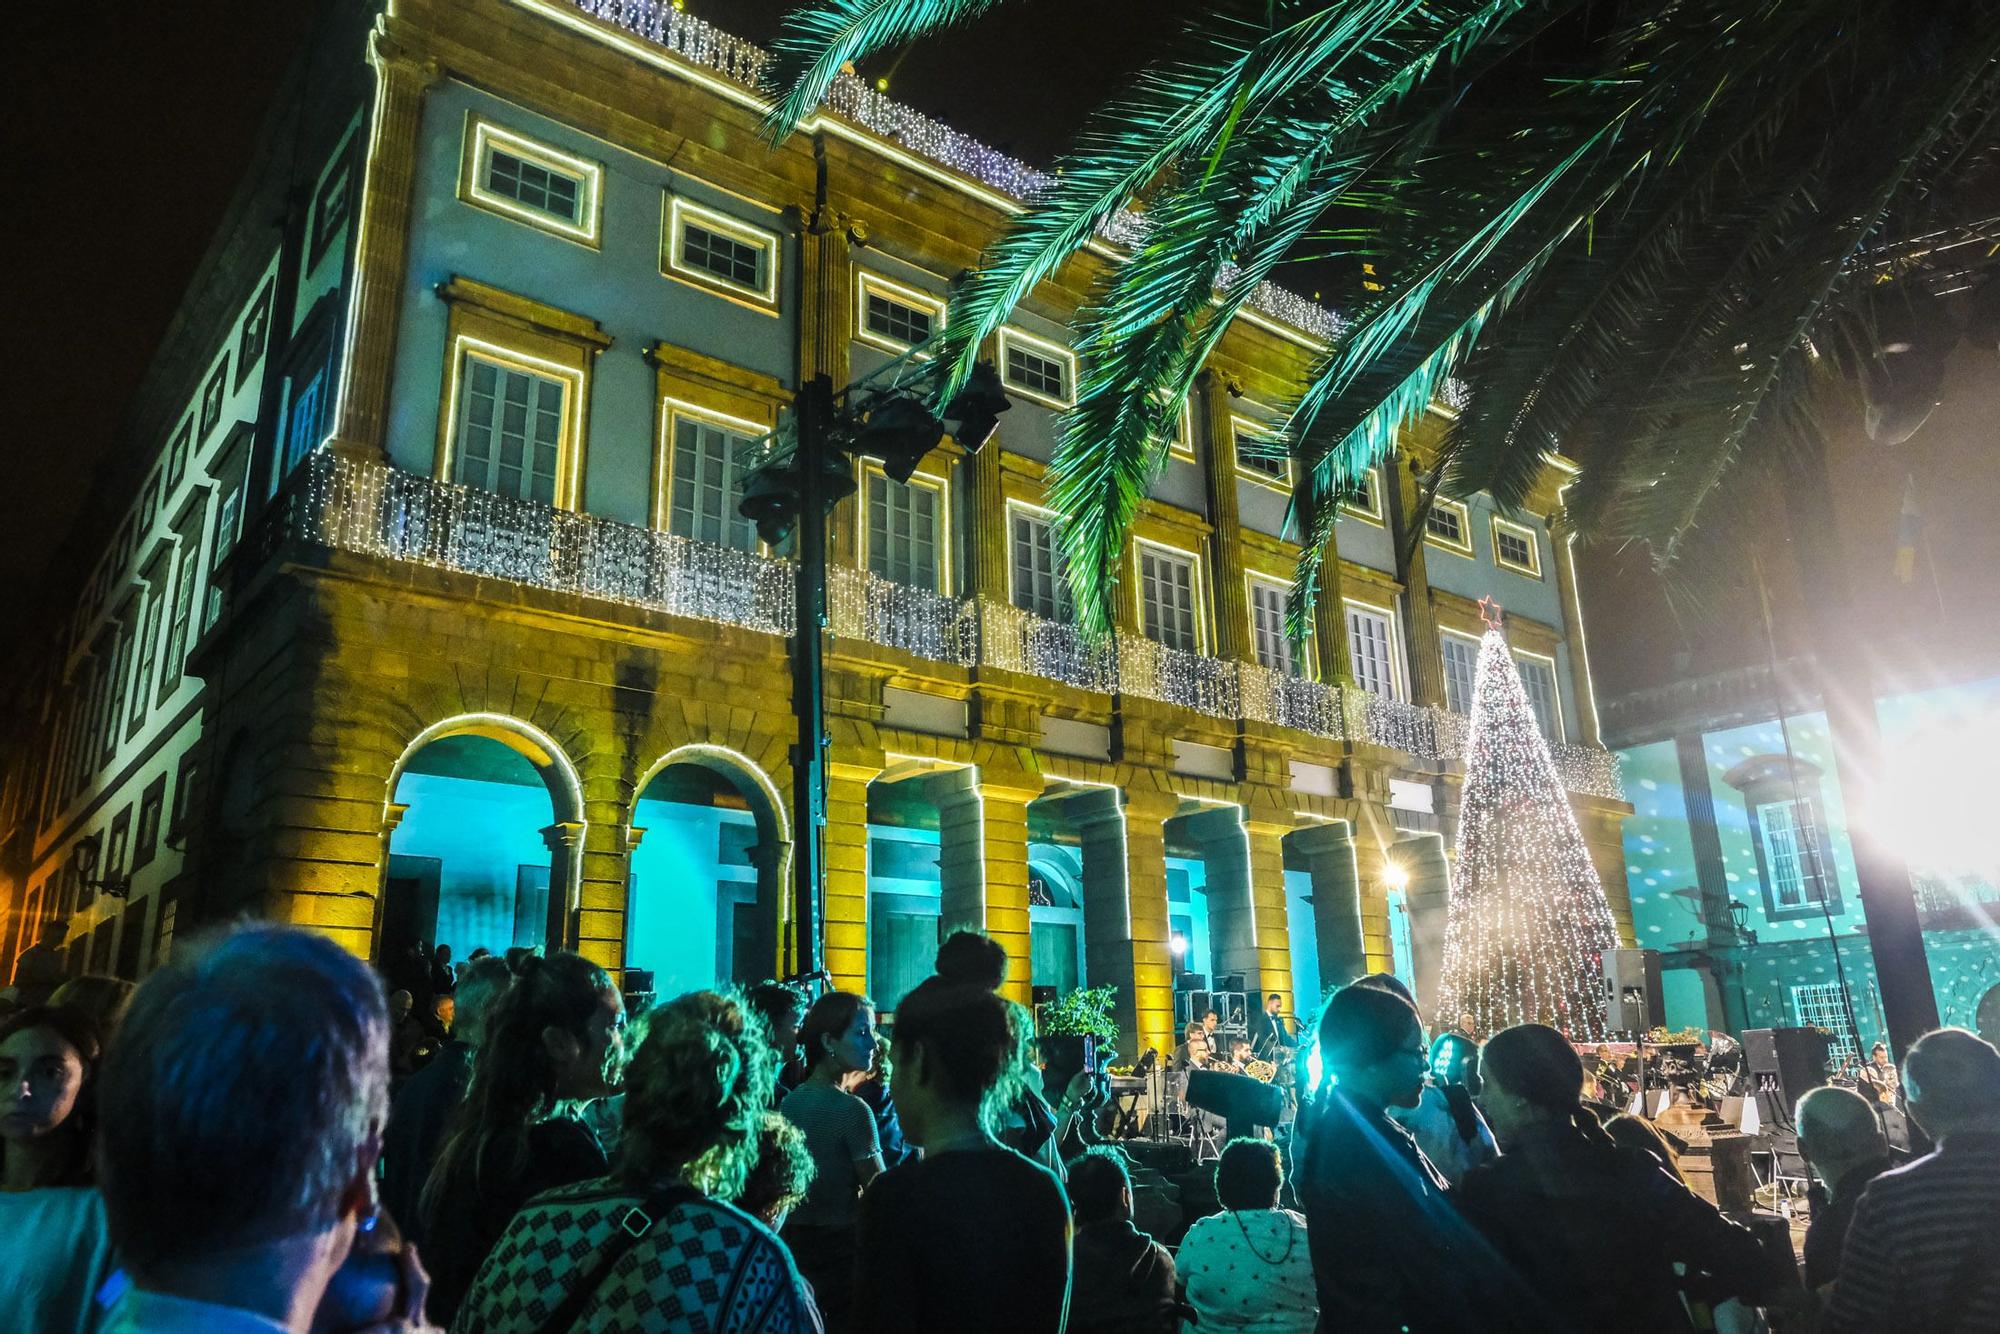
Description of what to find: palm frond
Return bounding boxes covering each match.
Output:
[758,0,1013,141]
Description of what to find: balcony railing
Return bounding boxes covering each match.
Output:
[270,455,1622,799]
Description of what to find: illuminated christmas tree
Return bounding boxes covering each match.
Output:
[1436,600,1618,1039]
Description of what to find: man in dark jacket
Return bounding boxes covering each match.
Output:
[1064,1148,1179,1334]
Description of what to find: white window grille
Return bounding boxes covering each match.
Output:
[1249,578,1301,675]
[1346,603,1398,697]
[1791,983,1860,1067]
[867,472,941,591]
[1009,509,1070,623]
[1516,655,1563,742]
[456,355,563,504]
[1441,634,1479,713]
[669,416,760,552]
[1759,799,1831,909]
[1138,545,1200,653]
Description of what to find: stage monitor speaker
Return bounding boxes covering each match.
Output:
[1743,1026,1832,1124]
[1185,1069,1287,1139]
[1602,948,1664,1033]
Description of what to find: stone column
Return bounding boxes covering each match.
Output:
[1389,458,1445,707]
[967,444,1010,606]
[1073,787,1175,1062]
[1243,816,1297,1007]
[572,778,633,976]
[1177,805,1262,994]
[539,820,587,952]
[1351,834,1396,978]
[1397,833,1451,1018]
[932,767,1041,1008]
[1312,560,1355,687]
[823,759,878,994]
[1198,371,1252,663]
[325,23,438,465]
[1548,515,1603,747]
[798,208,861,567]
[1291,821,1366,990]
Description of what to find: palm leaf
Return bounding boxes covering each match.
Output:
[758,0,1015,141]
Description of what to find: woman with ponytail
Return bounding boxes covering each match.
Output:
[454,990,819,1332]
[420,950,624,1324]
[1458,1023,1787,1332]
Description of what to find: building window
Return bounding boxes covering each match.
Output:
[1515,653,1562,742]
[104,609,137,764]
[1168,396,1196,461]
[1492,516,1543,576]
[205,448,249,632]
[283,361,329,476]
[1248,577,1303,675]
[164,422,191,492]
[1790,983,1861,1067]
[128,566,167,735]
[666,408,761,553]
[159,505,207,704]
[452,353,566,504]
[170,749,199,839]
[997,329,1076,408]
[309,144,354,268]
[1341,467,1382,521]
[134,776,166,873]
[1441,632,1479,713]
[1425,499,1472,553]
[199,357,229,439]
[1231,417,1290,488]
[236,280,274,388]
[1137,542,1202,654]
[865,468,945,591]
[856,272,944,351]
[1346,601,1399,697]
[665,197,779,307]
[107,806,132,884]
[1758,798,1832,910]
[1009,507,1071,623]
[461,118,603,246]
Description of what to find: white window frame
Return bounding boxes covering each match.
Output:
[655,398,770,551]
[1424,497,1474,556]
[997,327,1076,409]
[1006,501,1072,624]
[1247,575,1306,676]
[1440,629,1481,714]
[1491,515,1544,577]
[1760,799,1832,911]
[1340,465,1385,524]
[1344,597,1404,699]
[459,115,604,248]
[664,195,781,309]
[859,459,952,592]
[1230,415,1292,490]
[1168,395,1196,462]
[1133,538,1207,655]
[1513,648,1565,743]
[437,336,584,509]
[855,271,946,354]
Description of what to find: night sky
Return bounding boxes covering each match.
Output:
[14,0,1958,702]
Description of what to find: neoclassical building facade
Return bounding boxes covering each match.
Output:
[2,0,1630,1060]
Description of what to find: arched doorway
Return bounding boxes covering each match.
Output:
[627,747,788,999]
[381,717,584,966]
[1027,847,1086,997]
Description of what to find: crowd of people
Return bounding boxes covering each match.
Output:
[4,924,2000,1331]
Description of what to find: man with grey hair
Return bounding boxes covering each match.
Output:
[1794,1084,1890,1291]
[98,924,421,1333]
[1825,1028,2000,1331]
[381,953,512,1244]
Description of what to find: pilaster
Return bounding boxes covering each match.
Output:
[932,766,1042,1008]
[1072,786,1173,1062]
[824,757,879,993]
[1291,820,1366,991]
[1243,817,1296,1008]
[1198,371,1252,663]
[1391,457,1445,707]
[1548,514,1603,747]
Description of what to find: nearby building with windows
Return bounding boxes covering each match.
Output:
[0,0,1628,1057]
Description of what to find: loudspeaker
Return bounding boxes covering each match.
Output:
[1744,1026,1832,1125]
[1602,949,1664,1033]
[1185,1069,1286,1140]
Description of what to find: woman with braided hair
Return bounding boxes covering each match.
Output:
[455,989,820,1332]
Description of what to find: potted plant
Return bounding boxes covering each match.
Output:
[1037,985,1120,1095]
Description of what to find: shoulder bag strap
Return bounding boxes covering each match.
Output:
[530,1183,702,1334]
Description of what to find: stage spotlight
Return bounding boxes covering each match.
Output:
[858,395,945,483]
[942,360,1011,452]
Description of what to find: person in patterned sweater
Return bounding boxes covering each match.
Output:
[454,990,821,1333]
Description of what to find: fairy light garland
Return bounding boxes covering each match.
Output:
[1435,620,1619,1039]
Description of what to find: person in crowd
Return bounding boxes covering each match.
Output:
[421,950,623,1325]
[853,1037,916,1169]
[1825,1028,2000,1329]
[1249,993,1294,1058]
[1202,1009,1221,1043]
[777,991,883,1331]
[1173,1021,1211,1071]
[1794,1084,1892,1294]
[49,973,136,1039]
[1604,1112,1688,1181]
[388,988,432,1079]
[1064,1147,1178,1334]
[578,1001,652,1164]
[1458,1023,1785,1333]
[456,990,819,1332]
[1178,1137,1317,1334]
[382,954,511,1245]
[0,1005,113,1334]
[935,929,1009,992]
[854,976,1071,1333]
[430,943,457,997]
[1297,981,1476,1332]
[735,1111,817,1232]
[96,924,427,1333]
[427,993,455,1042]
[8,921,69,1009]
[467,947,492,963]
[1389,1031,1498,1187]
[748,981,809,1096]
[1855,1040,1900,1104]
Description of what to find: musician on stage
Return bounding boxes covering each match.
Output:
[1172,1021,1211,1071]
[1856,1042,1899,1104]
[1249,992,1297,1060]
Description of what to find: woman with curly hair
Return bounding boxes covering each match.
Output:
[454,990,820,1332]
[420,950,624,1324]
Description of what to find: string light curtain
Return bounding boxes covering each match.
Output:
[1436,625,1618,1039]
